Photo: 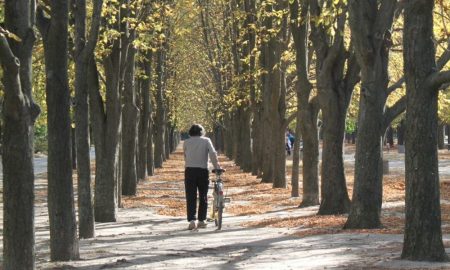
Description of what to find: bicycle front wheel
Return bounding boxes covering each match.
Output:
[217,206,223,230]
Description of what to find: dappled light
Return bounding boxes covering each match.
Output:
[2,0,450,268]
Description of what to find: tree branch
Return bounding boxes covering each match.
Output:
[429,70,450,90]
[83,0,104,57]
[383,95,406,130]
[283,112,298,130]
[386,77,405,95]
[374,0,397,39]
[36,5,51,41]
[0,32,19,74]
[436,38,450,70]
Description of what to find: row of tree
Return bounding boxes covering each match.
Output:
[1,0,450,268]
[184,0,450,262]
[0,0,180,268]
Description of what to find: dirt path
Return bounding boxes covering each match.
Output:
[7,144,450,269]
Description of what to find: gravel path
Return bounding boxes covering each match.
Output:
[3,146,450,269]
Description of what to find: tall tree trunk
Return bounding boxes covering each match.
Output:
[138,51,153,179]
[1,0,40,267]
[299,102,319,205]
[73,0,102,239]
[37,0,79,260]
[297,59,320,205]
[260,8,277,183]
[319,97,354,214]
[224,115,234,159]
[251,108,263,176]
[318,82,351,214]
[147,122,155,175]
[289,0,319,203]
[94,49,122,222]
[401,0,448,261]
[240,108,253,172]
[154,48,166,168]
[309,1,358,215]
[71,126,77,169]
[89,0,127,221]
[273,66,288,188]
[121,29,138,196]
[165,124,171,159]
[345,0,397,228]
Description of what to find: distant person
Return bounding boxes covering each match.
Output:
[288,131,295,146]
[286,131,292,156]
[183,124,222,230]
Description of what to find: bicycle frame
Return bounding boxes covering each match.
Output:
[210,170,230,230]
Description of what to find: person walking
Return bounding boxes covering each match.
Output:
[183,124,222,230]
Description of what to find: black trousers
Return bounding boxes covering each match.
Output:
[184,167,209,222]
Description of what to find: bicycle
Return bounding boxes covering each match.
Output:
[209,168,230,230]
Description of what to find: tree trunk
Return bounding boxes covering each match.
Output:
[154,49,166,168]
[223,114,233,159]
[73,0,101,239]
[251,108,263,176]
[240,108,253,172]
[345,69,386,228]
[345,0,397,229]
[289,0,319,203]
[94,50,122,221]
[165,124,171,159]
[121,29,138,196]
[37,0,79,260]
[71,126,77,169]
[401,0,447,261]
[309,1,359,213]
[273,57,288,188]
[299,104,319,205]
[147,122,155,176]
[88,46,120,222]
[260,33,276,183]
[138,51,153,179]
[1,1,41,267]
[318,85,351,214]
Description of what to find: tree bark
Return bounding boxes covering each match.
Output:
[147,122,155,175]
[73,0,102,239]
[121,29,138,196]
[345,0,397,228]
[318,80,352,214]
[88,1,127,221]
[309,1,358,214]
[154,48,166,168]
[289,0,320,204]
[37,0,80,260]
[401,0,448,261]
[165,124,171,159]
[138,51,153,179]
[251,108,263,176]
[1,0,41,267]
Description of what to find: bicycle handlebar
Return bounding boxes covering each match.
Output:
[212,168,226,174]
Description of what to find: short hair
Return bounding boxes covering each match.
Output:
[189,124,205,137]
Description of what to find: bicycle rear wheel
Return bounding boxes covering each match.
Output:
[217,206,223,230]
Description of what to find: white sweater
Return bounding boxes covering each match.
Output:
[183,136,219,169]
